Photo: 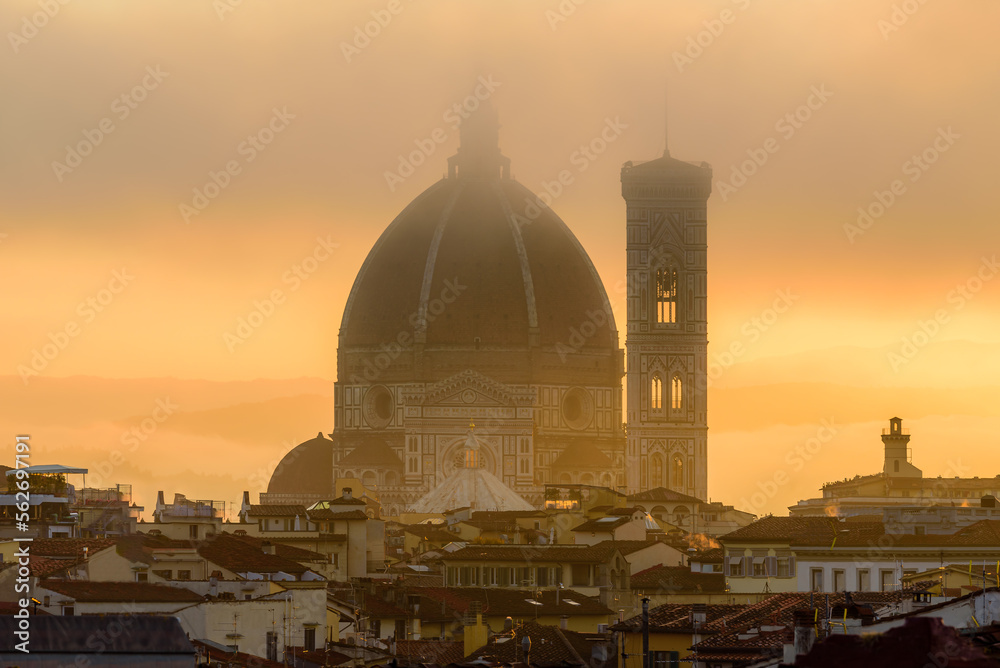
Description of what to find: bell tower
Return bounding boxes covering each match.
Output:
[621,149,712,499]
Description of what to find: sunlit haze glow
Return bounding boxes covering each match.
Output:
[2,0,998,518]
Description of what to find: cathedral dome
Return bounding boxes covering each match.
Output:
[266,432,332,498]
[338,106,621,386]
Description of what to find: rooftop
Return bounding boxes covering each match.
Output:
[38,581,204,603]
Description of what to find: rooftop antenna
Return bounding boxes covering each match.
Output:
[663,79,670,157]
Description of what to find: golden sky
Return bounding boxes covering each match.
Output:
[2,0,999,515]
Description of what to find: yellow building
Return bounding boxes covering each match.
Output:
[902,563,1000,597]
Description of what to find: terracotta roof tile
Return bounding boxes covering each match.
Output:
[720,515,842,543]
[30,555,79,578]
[571,516,630,532]
[629,564,726,594]
[338,438,404,468]
[38,581,204,603]
[549,442,613,471]
[614,603,746,633]
[246,504,309,517]
[628,487,704,505]
[196,533,312,575]
[30,537,117,558]
[465,621,595,665]
[359,586,611,622]
[395,639,464,664]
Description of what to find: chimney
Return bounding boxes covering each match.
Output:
[522,635,532,665]
[209,574,218,597]
[782,627,796,665]
[154,490,166,521]
[261,541,275,555]
[463,604,488,657]
[792,610,817,659]
[343,487,353,501]
[560,615,569,630]
[690,603,707,626]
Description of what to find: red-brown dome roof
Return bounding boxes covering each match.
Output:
[338,112,620,386]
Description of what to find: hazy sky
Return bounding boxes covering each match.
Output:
[2,0,999,514]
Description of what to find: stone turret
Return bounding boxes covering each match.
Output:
[883,417,922,478]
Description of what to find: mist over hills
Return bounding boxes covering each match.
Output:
[3,337,998,517]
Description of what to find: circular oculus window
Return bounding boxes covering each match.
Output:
[561,387,594,431]
[363,385,394,429]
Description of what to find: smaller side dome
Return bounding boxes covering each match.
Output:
[267,432,333,496]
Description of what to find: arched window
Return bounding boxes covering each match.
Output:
[671,375,683,411]
[651,454,664,487]
[655,267,678,324]
[465,447,478,469]
[362,470,376,488]
[672,455,684,489]
[384,471,397,486]
[651,376,662,410]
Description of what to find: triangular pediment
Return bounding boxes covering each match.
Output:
[419,370,516,406]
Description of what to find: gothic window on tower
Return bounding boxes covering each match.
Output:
[671,375,683,411]
[655,267,678,324]
[651,376,662,410]
[651,454,664,487]
[672,455,684,489]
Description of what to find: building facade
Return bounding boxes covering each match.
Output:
[266,108,714,513]
[621,153,712,500]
